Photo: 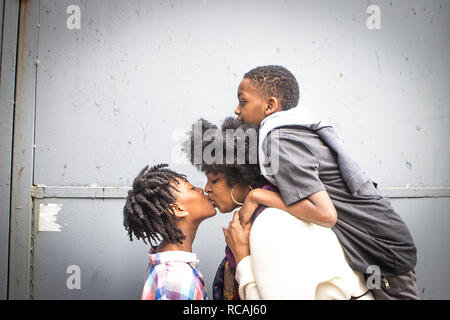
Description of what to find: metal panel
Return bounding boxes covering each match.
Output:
[0,1,3,57]
[0,0,20,301]
[33,198,149,299]
[8,0,450,299]
[0,0,5,301]
[8,0,39,300]
[29,185,450,299]
[32,0,450,188]
[391,198,450,299]
[30,185,450,200]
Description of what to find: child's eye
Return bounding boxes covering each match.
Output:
[211,179,218,184]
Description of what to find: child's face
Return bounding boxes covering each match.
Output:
[234,78,267,126]
[171,178,216,222]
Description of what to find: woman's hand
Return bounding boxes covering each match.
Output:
[223,211,252,265]
[238,188,260,226]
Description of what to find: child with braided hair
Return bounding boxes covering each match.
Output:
[123,163,216,300]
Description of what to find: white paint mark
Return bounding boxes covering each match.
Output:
[375,50,382,73]
[366,5,381,30]
[39,203,63,232]
[366,265,381,289]
[66,265,81,290]
[66,5,81,30]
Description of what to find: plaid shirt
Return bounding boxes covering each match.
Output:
[141,250,207,300]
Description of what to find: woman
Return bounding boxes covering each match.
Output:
[185,117,374,300]
[123,163,216,300]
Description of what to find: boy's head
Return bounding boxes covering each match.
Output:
[235,65,299,126]
[123,164,216,247]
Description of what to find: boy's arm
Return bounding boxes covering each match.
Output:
[241,128,337,228]
[240,188,337,228]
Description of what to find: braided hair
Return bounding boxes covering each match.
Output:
[123,163,187,247]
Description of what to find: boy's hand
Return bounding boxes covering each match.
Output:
[223,211,252,265]
[238,189,260,226]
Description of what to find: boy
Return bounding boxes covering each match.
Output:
[123,163,217,300]
[234,65,419,299]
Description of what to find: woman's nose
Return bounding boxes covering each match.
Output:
[204,181,212,193]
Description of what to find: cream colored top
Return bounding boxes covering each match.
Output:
[235,207,374,300]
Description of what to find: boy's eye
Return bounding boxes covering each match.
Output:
[211,179,218,184]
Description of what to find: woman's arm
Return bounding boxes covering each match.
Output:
[235,256,262,300]
[223,211,261,300]
[239,188,337,228]
[222,211,251,265]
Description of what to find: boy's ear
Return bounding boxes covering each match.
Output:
[264,97,282,116]
[169,203,189,218]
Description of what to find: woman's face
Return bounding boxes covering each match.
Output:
[171,178,216,222]
[204,172,247,214]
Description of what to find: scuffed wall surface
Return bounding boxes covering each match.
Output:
[6,0,449,299]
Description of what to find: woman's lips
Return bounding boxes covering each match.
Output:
[207,197,216,207]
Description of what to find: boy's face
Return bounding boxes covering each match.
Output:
[234,78,267,126]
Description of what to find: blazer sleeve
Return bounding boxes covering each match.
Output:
[235,256,262,300]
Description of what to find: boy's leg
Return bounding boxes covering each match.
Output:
[368,270,420,300]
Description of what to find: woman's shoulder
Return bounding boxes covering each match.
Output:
[254,207,314,229]
[251,207,335,243]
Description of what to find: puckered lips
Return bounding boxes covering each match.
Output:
[207,195,216,207]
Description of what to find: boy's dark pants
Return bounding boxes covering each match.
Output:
[366,270,420,300]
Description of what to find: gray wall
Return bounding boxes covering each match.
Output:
[0,0,20,300]
[2,0,449,299]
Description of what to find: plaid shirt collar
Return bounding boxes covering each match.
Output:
[149,250,200,269]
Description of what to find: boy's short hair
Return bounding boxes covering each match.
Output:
[123,163,186,247]
[244,65,299,110]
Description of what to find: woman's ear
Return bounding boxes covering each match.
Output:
[169,203,189,218]
[264,97,282,116]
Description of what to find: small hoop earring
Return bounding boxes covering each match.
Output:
[231,183,253,206]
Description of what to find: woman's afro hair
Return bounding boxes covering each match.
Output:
[183,117,267,189]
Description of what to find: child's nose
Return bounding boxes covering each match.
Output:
[234,105,240,116]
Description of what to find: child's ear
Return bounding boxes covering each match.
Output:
[169,203,189,218]
[264,97,282,116]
